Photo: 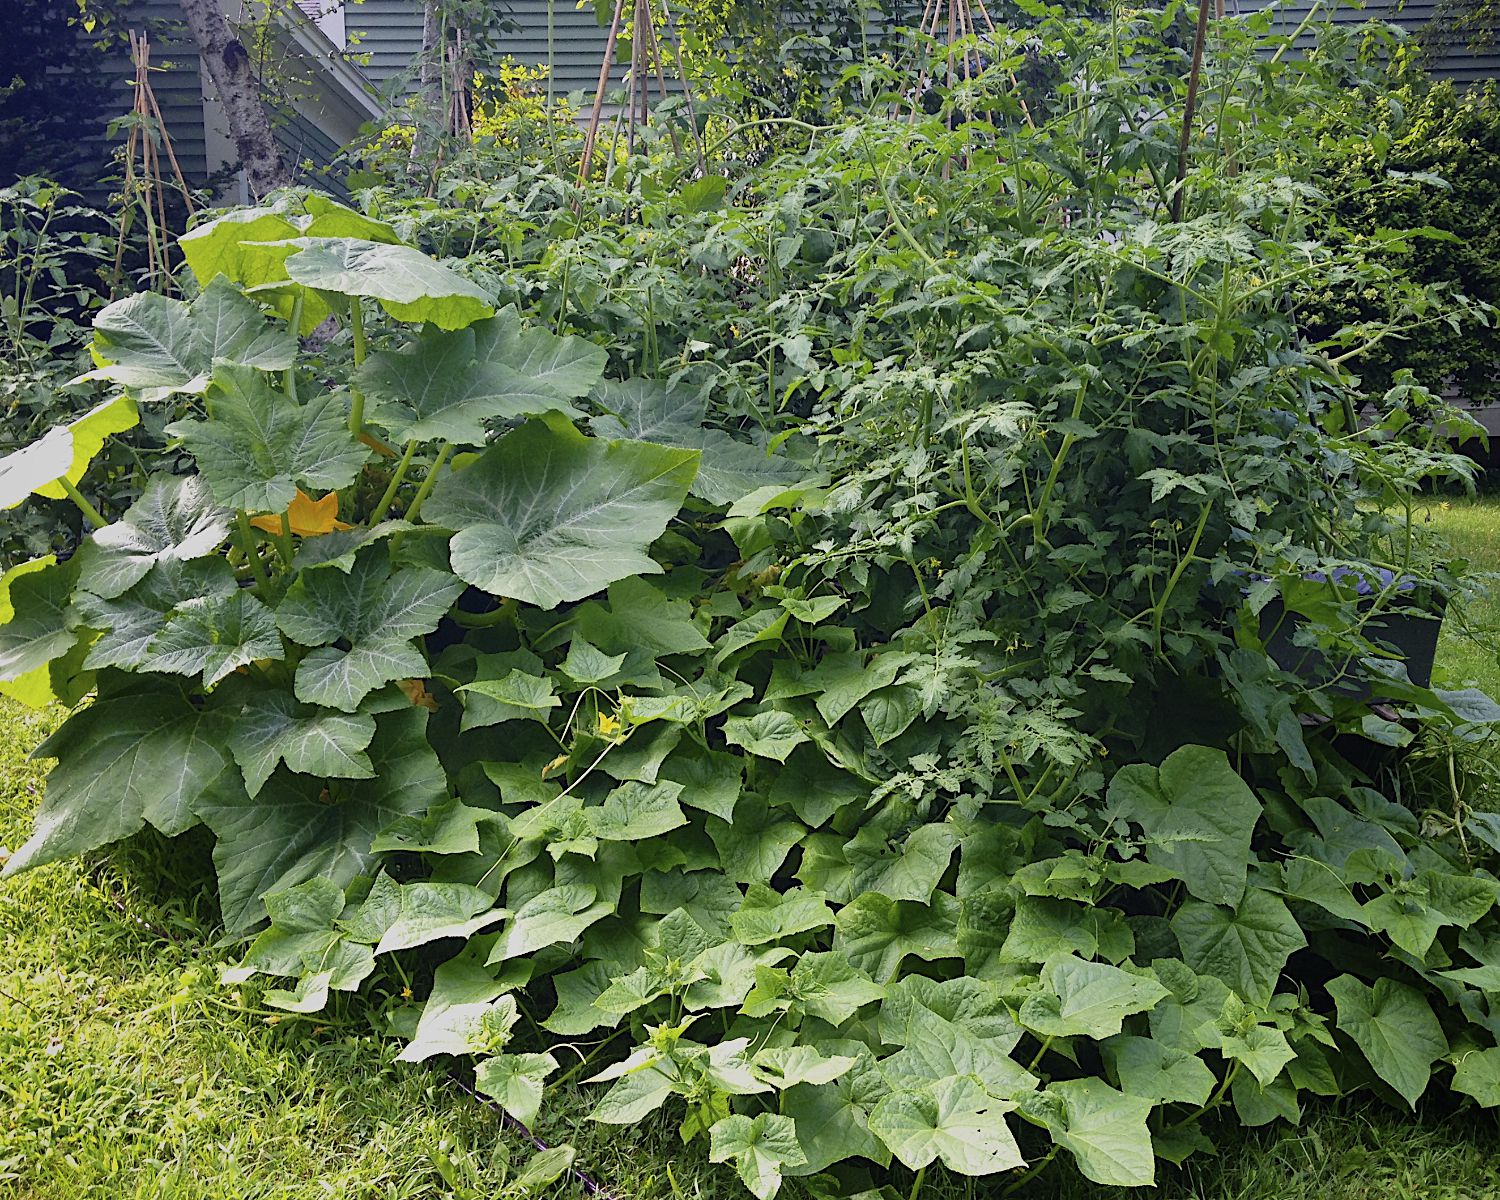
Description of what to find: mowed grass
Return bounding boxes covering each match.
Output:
[0,705,720,1200]
[1423,495,1500,701]
[4,500,1500,1198]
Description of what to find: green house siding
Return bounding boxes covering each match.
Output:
[275,106,351,195]
[346,0,631,97]
[347,0,427,90]
[1234,0,1498,86]
[499,0,629,96]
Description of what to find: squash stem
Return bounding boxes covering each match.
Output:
[404,442,453,525]
[348,300,368,436]
[58,478,106,529]
[235,512,271,589]
[370,439,418,524]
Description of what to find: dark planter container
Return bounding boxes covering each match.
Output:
[1259,571,1445,701]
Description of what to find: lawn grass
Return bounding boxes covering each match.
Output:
[1421,495,1500,700]
[0,704,724,1200]
[5,501,1500,1198]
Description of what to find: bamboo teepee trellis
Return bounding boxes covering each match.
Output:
[900,0,1034,129]
[114,30,196,296]
[577,0,707,185]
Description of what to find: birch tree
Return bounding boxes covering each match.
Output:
[176,0,290,197]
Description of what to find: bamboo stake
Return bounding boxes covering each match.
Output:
[579,0,631,183]
[657,0,709,176]
[1171,0,1214,223]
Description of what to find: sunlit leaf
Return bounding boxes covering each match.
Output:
[1,395,138,509]
[278,236,495,329]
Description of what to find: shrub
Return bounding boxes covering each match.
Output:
[1305,53,1500,406]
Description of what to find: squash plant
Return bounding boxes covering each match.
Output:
[0,193,725,930]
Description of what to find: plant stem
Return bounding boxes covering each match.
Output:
[284,293,304,402]
[859,135,937,268]
[1031,381,1088,546]
[58,478,106,529]
[1002,1144,1059,1196]
[348,300,368,436]
[907,1164,926,1200]
[452,599,517,628]
[370,439,418,523]
[235,512,270,589]
[405,442,453,524]
[1152,500,1213,651]
[275,512,295,567]
[1171,1060,1238,1129]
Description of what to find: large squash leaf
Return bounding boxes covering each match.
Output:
[74,557,237,672]
[144,591,284,686]
[166,364,367,514]
[80,276,296,402]
[591,379,805,506]
[278,237,495,330]
[0,555,79,686]
[197,707,445,931]
[74,474,231,600]
[179,195,399,333]
[356,309,606,444]
[424,417,700,609]
[2,678,241,876]
[274,543,463,711]
[227,688,377,797]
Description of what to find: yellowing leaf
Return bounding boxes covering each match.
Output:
[399,678,440,711]
[250,489,352,536]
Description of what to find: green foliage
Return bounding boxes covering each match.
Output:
[1306,60,1500,405]
[8,10,1500,1198]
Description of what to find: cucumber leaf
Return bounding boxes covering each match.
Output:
[1326,975,1446,1108]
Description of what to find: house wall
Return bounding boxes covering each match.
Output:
[346,0,427,90]
[1232,0,1499,87]
[345,0,633,97]
[498,0,632,97]
[275,105,351,195]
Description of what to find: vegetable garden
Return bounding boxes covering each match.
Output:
[5,4,1500,1195]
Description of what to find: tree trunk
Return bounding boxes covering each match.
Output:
[411,0,443,163]
[176,0,290,198]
